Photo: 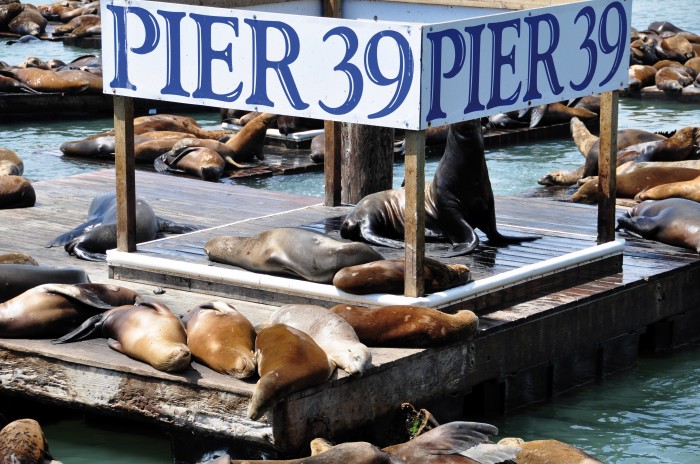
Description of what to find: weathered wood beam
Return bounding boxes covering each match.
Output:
[323,0,342,206]
[597,91,619,244]
[404,130,426,297]
[114,96,136,253]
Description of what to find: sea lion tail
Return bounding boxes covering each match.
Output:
[486,232,540,246]
[53,312,106,344]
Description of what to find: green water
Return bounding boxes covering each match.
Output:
[2,0,700,462]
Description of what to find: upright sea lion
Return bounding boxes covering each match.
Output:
[0,419,61,464]
[0,175,35,209]
[264,304,372,376]
[182,301,256,378]
[636,173,700,202]
[616,198,700,252]
[248,324,334,420]
[154,146,225,181]
[55,300,191,372]
[0,147,23,176]
[0,283,140,338]
[341,119,537,256]
[223,112,277,162]
[0,264,90,302]
[227,441,405,464]
[205,227,384,284]
[45,193,202,261]
[498,437,603,464]
[333,258,470,295]
[329,304,478,348]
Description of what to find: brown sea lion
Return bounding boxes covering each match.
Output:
[333,258,470,295]
[659,34,695,63]
[571,166,700,203]
[685,57,700,75]
[636,173,700,202]
[0,283,139,338]
[628,65,657,92]
[248,323,334,420]
[0,175,35,209]
[58,0,99,22]
[0,264,91,302]
[341,119,537,256]
[164,137,257,169]
[204,227,384,284]
[154,146,225,181]
[8,4,47,36]
[18,56,49,70]
[0,3,22,29]
[55,300,191,372]
[264,304,372,376]
[616,198,700,252]
[55,68,102,93]
[0,74,38,94]
[2,68,89,93]
[655,66,694,92]
[182,301,256,378]
[329,304,478,348]
[0,147,23,176]
[276,116,324,135]
[0,419,61,464]
[615,127,700,166]
[529,102,598,128]
[52,13,99,35]
[498,437,603,464]
[132,119,231,140]
[133,133,192,163]
[309,133,324,163]
[223,112,277,162]
[228,441,406,464]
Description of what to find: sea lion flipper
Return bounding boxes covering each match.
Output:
[616,215,659,237]
[156,217,203,234]
[41,284,122,310]
[44,219,101,248]
[69,243,107,262]
[485,232,540,246]
[53,313,106,344]
[107,339,126,354]
[529,104,547,128]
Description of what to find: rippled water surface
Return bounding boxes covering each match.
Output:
[2,0,700,462]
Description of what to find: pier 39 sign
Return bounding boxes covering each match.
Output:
[102,0,630,130]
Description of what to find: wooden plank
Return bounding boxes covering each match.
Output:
[323,116,341,207]
[597,90,618,243]
[403,130,426,298]
[114,96,136,253]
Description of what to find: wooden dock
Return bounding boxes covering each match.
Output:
[1,170,699,454]
[621,85,700,103]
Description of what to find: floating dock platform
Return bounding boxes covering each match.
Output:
[1,170,699,453]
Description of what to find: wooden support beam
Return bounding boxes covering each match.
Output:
[597,91,618,244]
[324,121,342,206]
[114,96,136,253]
[322,0,341,17]
[404,130,426,297]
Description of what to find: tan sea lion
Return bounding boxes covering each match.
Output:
[498,437,603,464]
[205,227,384,284]
[55,68,102,93]
[616,198,700,252]
[8,4,47,36]
[58,0,99,22]
[329,304,478,348]
[133,117,232,140]
[133,133,192,163]
[0,175,35,209]
[655,66,694,92]
[636,173,700,202]
[0,283,139,338]
[154,146,225,181]
[0,419,61,464]
[684,57,700,75]
[570,166,700,203]
[529,101,598,128]
[18,56,49,70]
[228,441,405,464]
[0,147,23,176]
[0,74,38,94]
[333,258,470,295]
[162,137,257,169]
[223,112,277,162]
[341,119,537,256]
[2,68,89,93]
[52,13,99,35]
[628,64,657,92]
[182,301,256,378]
[264,304,372,376]
[55,300,191,372]
[0,264,92,302]
[248,324,334,420]
[615,127,700,166]
[659,34,695,63]
[0,252,38,265]
[309,133,324,163]
[0,3,23,30]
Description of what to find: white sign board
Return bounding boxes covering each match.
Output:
[102,0,631,130]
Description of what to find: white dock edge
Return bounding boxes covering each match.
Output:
[107,239,625,309]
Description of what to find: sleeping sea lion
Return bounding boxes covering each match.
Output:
[0,252,38,266]
[636,173,700,202]
[628,65,657,92]
[55,300,191,372]
[227,441,405,464]
[204,227,384,284]
[8,4,47,36]
[45,193,202,261]
[248,324,334,420]
[154,146,225,181]
[264,304,372,376]
[0,283,140,338]
[1,67,89,93]
[341,119,537,256]
[0,147,23,176]
[329,304,478,348]
[655,66,695,92]
[182,301,256,378]
[0,175,35,209]
[0,264,91,302]
[0,419,60,464]
[498,437,603,464]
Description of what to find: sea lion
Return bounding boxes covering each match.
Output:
[264,304,372,376]
[204,227,384,284]
[498,437,603,464]
[55,68,102,94]
[223,112,277,162]
[636,173,700,202]
[616,198,700,252]
[55,300,191,372]
[332,258,471,295]
[341,119,537,256]
[615,127,700,166]
[655,66,695,92]
[52,13,99,36]
[1,67,89,93]
[45,193,202,261]
[8,4,47,36]
[161,137,257,169]
[227,441,405,464]
[154,146,225,181]
[329,304,478,348]
[0,283,140,338]
[0,74,38,94]
[133,116,232,140]
[628,64,657,92]
[571,165,700,203]
[0,419,61,464]
[0,175,35,209]
[58,0,99,22]
[276,116,324,135]
[528,102,598,128]
[60,131,190,160]
[17,56,50,70]
[309,133,324,163]
[182,301,256,378]
[384,421,518,464]
[0,147,23,176]
[248,324,334,420]
[658,34,695,63]
[0,264,91,302]
[0,3,22,30]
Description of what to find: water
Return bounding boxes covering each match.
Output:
[2,0,700,462]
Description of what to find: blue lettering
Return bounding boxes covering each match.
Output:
[158,10,189,97]
[107,5,160,90]
[425,28,465,122]
[190,14,242,103]
[523,13,563,101]
[365,31,413,119]
[487,19,521,110]
[319,26,363,115]
[245,19,308,110]
[570,6,597,91]
[463,24,486,115]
